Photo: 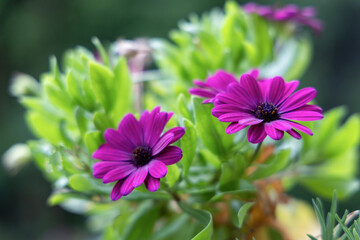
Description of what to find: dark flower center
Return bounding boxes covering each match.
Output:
[254,102,279,122]
[132,146,152,166]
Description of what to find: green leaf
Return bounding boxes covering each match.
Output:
[69,173,112,194]
[181,119,197,176]
[111,57,132,124]
[177,94,193,121]
[235,202,254,228]
[94,111,114,131]
[247,149,290,181]
[48,192,87,206]
[214,179,256,201]
[122,201,160,240]
[325,114,360,158]
[92,37,110,66]
[84,131,104,153]
[75,107,88,136]
[199,148,221,169]
[302,178,360,200]
[44,80,73,114]
[179,203,213,240]
[192,97,228,158]
[89,62,115,112]
[166,164,180,187]
[25,111,62,145]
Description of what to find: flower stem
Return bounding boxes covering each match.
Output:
[250,141,263,165]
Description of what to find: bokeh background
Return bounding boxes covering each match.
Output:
[0,0,359,239]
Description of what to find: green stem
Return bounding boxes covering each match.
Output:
[249,141,263,165]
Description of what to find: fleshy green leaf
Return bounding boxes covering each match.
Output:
[235,202,254,228]
[181,119,197,176]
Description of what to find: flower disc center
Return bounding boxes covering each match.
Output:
[254,102,279,122]
[132,146,152,166]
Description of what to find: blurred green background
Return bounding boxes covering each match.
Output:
[0,0,359,239]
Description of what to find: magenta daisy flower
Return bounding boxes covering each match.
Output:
[189,69,259,104]
[212,74,323,143]
[243,3,323,35]
[92,107,185,201]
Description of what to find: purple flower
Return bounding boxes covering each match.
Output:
[243,3,323,35]
[212,74,323,143]
[92,107,185,201]
[189,69,259,104]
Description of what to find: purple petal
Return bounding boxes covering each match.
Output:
[102,164,135,184]
[279,87,317,112]
[239,74,263,106]
[281,109,323,121]
[212,104,246,118]
[216,91,249,108]
[148,160,167,178]
[163,127,185,144]
[225,123,247,134]
[264,123,284,140]
[247,69,259,79]
[282,80,299,101]
[268,76,285,105]
[219,112,254,122]
[117,114,143,146]
[153,146,182,165]
[189,88,216,98]
[227,82,257,109]
[152,133,174,156]
[238,118,263,126]
[144,175,160,192]
[247,124,267,143]
[132,166,149,188]
[140,108,173,147]
[206,70,237,92]
[92,144,132,161]
[104,129,135,152]
[286,129,302,139]
[285,121,313,136]
[269,120,293,131]
[93,161,131,178]
[110,179,124,201]
[193,80,210,88]
[120,173,136,196]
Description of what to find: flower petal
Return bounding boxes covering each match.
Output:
[104,129,135,152]
[225,122,247,134]
[117,114,143,146]
[193,80,210,88]
[281,109,323,121]
[103,164,135,184]
[286,121,313,136]
[206,70,237,91]
[132,166,149,188]
[140,107,173,147]
[152,133,174,156]
[286,129,302,139]
[92,144,132,161]
[219,112,254,122]
[212,104,247,118]
[144,175,160,192]
[227,82,257,109]
[189,88,216,98]
[268,76,285,104]
[120,173,136,196]
[238,118,263,126]
[93,161,131,178]
[239,74,263,105]
[281,80,299,102]
[264,123,284,140]
[279,87,317,112]
[163,127,185,144]
[270,120,293,131]
[148,160,167,178]
[110,179,124,201]
[153,146,182,165]
[247,124,267,143]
